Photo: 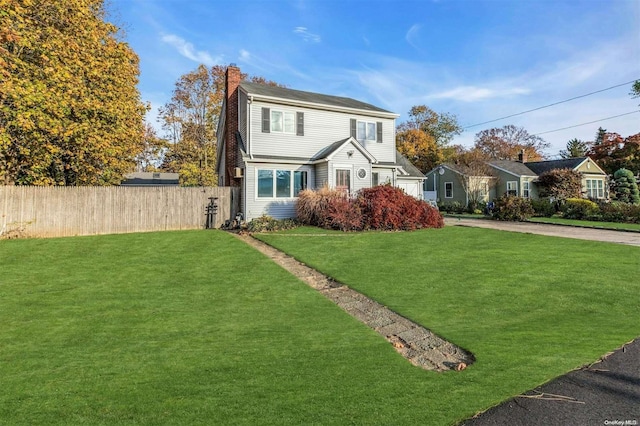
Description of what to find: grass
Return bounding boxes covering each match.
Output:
[257,226,640,422]
[1,229,638,425]
[528,216,640,232]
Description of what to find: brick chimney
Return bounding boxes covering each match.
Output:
[224,64,241,186]
[517,149,526,163]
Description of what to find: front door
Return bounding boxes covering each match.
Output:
[335,169,351,194]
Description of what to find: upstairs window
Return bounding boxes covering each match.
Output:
[271,111,295,133]
[350,119,382,143]
[262,108,304,135]
[357,121,376,142]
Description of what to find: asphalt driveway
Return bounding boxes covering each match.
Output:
[450,217,640,425]
[445,217,640,246]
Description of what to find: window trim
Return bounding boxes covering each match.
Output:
[506,181,518,196]
[522,181,530,198]
[586,178,605,199]
[261,108,303,135]
[444,181,453,198]
[335,166,352,194]
[351,119,382,143]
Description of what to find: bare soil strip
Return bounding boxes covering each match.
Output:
[232,232,474,372]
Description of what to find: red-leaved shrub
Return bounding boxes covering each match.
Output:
[356,185,444,230]
[296,187,363,231]
[296,185,443,231]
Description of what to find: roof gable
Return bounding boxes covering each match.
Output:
[311,137,377,163]
[395,151,425,178]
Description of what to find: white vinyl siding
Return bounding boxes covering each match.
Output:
[248,100,396,164]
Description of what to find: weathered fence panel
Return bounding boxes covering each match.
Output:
[0,186,239,238]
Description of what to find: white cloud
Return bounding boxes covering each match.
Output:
[293,27,321,43]
[431,86,531,102]
[405,24,421,49]
[160,34,221,66]
[239,49,251,62]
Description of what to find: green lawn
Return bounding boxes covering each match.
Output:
[528,216,640,231]
[1,229,638,425]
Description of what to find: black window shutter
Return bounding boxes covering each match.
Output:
[376,122,383,143]
[350,119,357,138]
[262,107,270,133]
[296,112,304,136]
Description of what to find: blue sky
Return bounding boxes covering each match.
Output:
[111,0,640,157]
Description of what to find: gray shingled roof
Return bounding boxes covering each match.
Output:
[311,138,351,161]
[488,160,537,176]
[395,151,425,178]
[240,81,393,114]
[525,158,586,175]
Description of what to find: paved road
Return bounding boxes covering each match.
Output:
[448,218,640,424]
[445,218,640,246]
[463,338,640,426]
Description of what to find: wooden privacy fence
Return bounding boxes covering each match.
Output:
[0,186,240,238]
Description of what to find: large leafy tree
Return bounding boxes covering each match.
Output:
[473,125,549,161]
[536,168,583,200]
[587,131,640,175]
[159,65,280,186]
[395,105,462,172]
[0,0,147,185]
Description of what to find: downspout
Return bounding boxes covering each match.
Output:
[248,96,253,159]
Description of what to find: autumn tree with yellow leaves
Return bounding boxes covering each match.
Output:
[0,0,147,185]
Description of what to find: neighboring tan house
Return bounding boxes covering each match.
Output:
[216,65,425,221]
[425,156,608,205]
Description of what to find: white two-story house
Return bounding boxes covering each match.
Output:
[216,65,424,221]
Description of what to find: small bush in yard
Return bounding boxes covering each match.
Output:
[296,187,363,231]
[530,197,556,217]
[492,195,534,221]
[247,215,299,232]
[597,201,640,223]
[561,198,599,220]
[438,201,465,214]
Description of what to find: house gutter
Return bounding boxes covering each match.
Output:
[247,95,254,160]
[244,92,400,120]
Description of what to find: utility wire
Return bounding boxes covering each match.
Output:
[462,79,639,129]
[532,110,640,136]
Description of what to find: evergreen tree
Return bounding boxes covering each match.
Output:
[612,168,640,204]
